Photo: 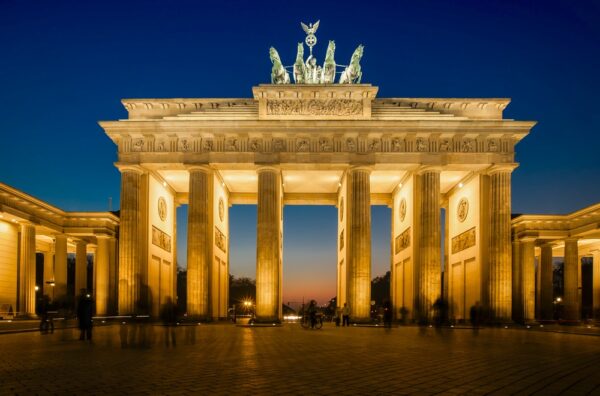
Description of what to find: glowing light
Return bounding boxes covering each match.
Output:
[458,182,464,188]
[162,181,167,187]
[34,285,39,291]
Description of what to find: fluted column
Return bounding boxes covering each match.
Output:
[54,234,68,301]
[95,235,110,315]
[345,167,371,322]
[512,239,523,321]
[75,240,88,294]
[256,167,282,322]
[521,240,536,322]
[414,169,441,323]
[19,223,36,316]
[108,237,118,315]
[187,166,213,319]
[593,251,600,320]
[563,238,579,321]
[43,251,54,297]
[118,166,144,314]
[488,168,512,322]
[539,244,554,320]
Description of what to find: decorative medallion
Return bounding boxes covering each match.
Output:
[457,197,469,223]
[158,197,167,222]
[339,198,344,222]
[218,197,224,222]
[399,198,407,222]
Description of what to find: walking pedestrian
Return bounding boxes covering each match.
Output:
[342,302,350,327]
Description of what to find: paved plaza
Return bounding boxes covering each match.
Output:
[1,323,600,395]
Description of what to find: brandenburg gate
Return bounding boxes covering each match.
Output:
[99,23,535,323]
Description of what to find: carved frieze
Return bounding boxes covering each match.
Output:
[215,226,227,253]
[394,227,411,254]
[266,99,362,116]
[451,227,476,254]
[152,226,171,253]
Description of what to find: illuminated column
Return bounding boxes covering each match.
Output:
[187,166,213,319]
[521,240,536,322]
[414,168,441,322]
[511,239,522,321]
[18,222,36,317]
[256,167,282,322]
[108,236,118,314]
[54,234,68,301]
[75,240,88,294]
[118,166,144,314]
[43,251,54,296]
[592,250,600,320]
[95,235,110,315]
[539,244,554,320]
[345,167,371,322]
[563,238,579,321]
[488,167,512,322]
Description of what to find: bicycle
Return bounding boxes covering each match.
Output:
[300,312,323,329]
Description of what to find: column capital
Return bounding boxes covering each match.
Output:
[564,237,580,243]
[186,164,213,173]
[347,165,372,175]
[486,163,518,175]
[115,163,145,175]
[415,165,442,175]
[256,165,280,174]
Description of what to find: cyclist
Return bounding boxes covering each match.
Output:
[307,300,318,329]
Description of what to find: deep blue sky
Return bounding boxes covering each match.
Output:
[1,0,599,302]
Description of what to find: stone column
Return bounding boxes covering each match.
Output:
[18,223,36,317]
[488,167,512,322]
[118,166,144,314]
[563,238,579,321]
[593,250,600,320]
[95,235,110,315]
[344,167,371,322]
[256,167,282,322]
[187,166,213,319]
[521,240,536,322]
[43,251,54,297]
[539,244,554,320]
[108,237,118,315]
[415,168,441,323]
[54,234,68,302]
[75,240,88,294]
[512,239,522,321]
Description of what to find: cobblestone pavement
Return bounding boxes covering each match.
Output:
[1,323,600,395]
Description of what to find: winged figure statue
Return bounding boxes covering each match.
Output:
[301,20,320,35]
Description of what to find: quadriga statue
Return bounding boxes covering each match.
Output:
[339,45,364,84]
[293,43,306,84]
[269,47,290,84]
[321,40,336,84]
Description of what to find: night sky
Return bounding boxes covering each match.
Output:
[1,0,599,303]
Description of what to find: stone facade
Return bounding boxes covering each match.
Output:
[101,84,534,323]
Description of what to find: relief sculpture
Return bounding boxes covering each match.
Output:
[152,226,171,253]
[266,99,362,116]
[394,227,411,254]
[451,227,476,254]
[215,226,227,253]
